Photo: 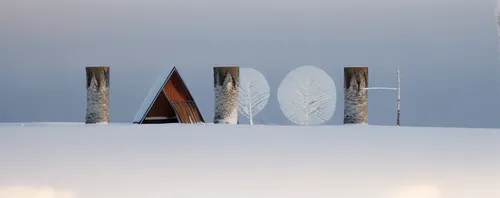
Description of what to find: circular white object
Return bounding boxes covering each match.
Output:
[277,65,337,125]
[237,68,271,124]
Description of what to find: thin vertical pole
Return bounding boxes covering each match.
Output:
[396,66,401,126]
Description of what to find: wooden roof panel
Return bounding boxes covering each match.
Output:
[133,67,205,124]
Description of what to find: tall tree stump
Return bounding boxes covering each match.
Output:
[344,67,368,124]
[86,66,110,124]
[213,66,239,124]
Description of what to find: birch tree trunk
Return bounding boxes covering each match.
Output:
[213,67,239,124]
[396,66,401,126]
[344,67,368,124]
[86,66,110,124]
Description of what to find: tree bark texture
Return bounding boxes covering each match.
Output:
[213,66,239,124]
[344,67,368,124]
[86,66,110,124]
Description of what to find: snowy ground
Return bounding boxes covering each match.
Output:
[0,123,499,198]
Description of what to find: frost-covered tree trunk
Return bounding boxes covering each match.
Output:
[344,67,368,124]
[86,67,109,124]
[213,67,239,124]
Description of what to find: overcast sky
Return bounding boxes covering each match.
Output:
[0,0,498,127]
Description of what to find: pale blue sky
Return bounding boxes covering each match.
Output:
[0,0,498,127]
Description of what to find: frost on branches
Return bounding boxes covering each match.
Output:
[344,72,368,124]
[277,65,337,125]
[86,75,109,124]
[237,68,270,125]
[214,72,238,124]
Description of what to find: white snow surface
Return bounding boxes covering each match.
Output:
[144,116,170,120]
[0,123,499,198]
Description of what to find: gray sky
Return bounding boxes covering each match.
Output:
[0,0,498,127]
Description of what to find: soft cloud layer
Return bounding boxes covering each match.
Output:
[390,184,441,198]
[0,186,77,198]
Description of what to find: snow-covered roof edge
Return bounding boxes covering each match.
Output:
[132,67,177,123]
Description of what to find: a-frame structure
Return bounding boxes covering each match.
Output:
[133,67,205,124]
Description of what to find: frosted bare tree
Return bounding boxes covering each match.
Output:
[237,68,270,125]
[277,65,337,125]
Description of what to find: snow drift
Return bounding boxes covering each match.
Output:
[0,123,499,198]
